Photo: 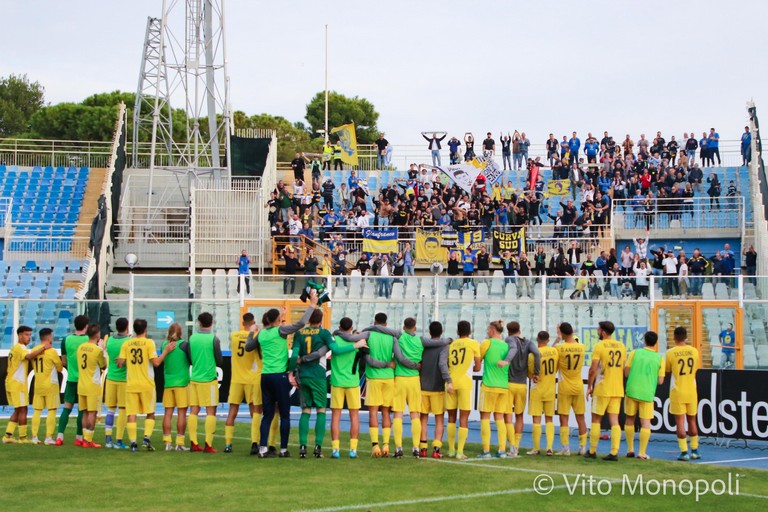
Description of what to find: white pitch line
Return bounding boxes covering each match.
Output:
[698,456,768,465]
[296,486,569,512]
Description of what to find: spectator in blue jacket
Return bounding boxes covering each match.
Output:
[584,134,599,164]
[741,126,752,165]
[568,132,581,163]
[708,128,721,165]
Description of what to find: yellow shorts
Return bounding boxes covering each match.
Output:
[421,391,445,415]
[162,387,189,409]
[331,386,361,410]
[508,383,527,414]
[670,400,697,416]
[252,378,263,406]
[393,376,421,413]
[78,393,100,412]
[32,391,60,410]
[591,396,622,416]
[365,378,394,408]
[624,397,654,420]
[126,389,157,416]
[529,398,555,417]
[557,393,586,415]
[105,380,126,408]
[6,390,29,408]
[189,380,218,407]
[479,385,509,413]
[228,383,255,405]
[445,386,472,411]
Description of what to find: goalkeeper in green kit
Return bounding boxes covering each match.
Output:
[290,308,332,458]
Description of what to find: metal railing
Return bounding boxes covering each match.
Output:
[612,196,745,234]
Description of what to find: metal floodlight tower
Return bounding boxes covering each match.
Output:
[133,0,232,224]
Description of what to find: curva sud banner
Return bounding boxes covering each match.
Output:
[2,353,768,440]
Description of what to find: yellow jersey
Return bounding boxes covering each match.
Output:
[76,343,107,396]
[665,345,699,404]
[529,346,558,400]
[592,339,626,397]
[118,337,158,393]
[5,343,29,392]
[446,337,481,390]
[556,341,585,395]
[32,346,63,395]
[230,330,260,385]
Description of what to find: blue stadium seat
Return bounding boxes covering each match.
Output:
[24,260,37,272]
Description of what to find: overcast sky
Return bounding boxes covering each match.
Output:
[4,0,767,148]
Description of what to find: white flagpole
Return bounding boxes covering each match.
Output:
[324,24,329,144]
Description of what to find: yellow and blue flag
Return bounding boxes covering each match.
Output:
[330,123,359,166]
[362,228,398,253]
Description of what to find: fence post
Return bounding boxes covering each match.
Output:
[738,274,744,309]
[128,272,135,328]
[12,298,19,343]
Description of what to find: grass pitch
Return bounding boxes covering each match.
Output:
[0,419,766,511]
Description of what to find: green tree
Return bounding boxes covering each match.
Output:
[239,112,321,161]
[29,103,119,141]
[0,74,45,136]
[305,91,380,144]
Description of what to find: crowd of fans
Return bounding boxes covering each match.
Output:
[265,128,752,295]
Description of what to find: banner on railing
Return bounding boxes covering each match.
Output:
[330,123,359,166]
[362,227,398,254]
[416,229,448,264]
[491,227,526,262]
[546,179,571,197]
[459,229,485,254]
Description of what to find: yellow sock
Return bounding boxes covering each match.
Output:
[32,410,42,438]
[506,423,515,446]
[83,429,93,443]
[447,422,456,453]
[458,427,469,455]
[480,419,491,452]
[639,428,651,455]
[225,425,235,445]
[433,439,443,449]
[495,420,507,452]
[410,418,421,450]
[176,435,185,446]
[419,440,428,450]
[678,437,688,453]
[691,435,699,450]
[251,413,262,444]
[116,409,126,442]
[579,432,588,448]
[127,422,138,443]
[188,415,199,445]
[393,418,403,447]
[18,424,27,439]
[350,438,358,451]
[332,439,340,450]
[382,427,391,447]
[514,432,522,448]
[5,421,17,436]
[370,426,379,445]
[589,423,600,454]
[268,415,279,446]
[560,426,570,448]
[625,424,635,453]
[205,415,216,447]
[610,425,621,456]
[46,411,57,438]
[163,434,172,443]
[545,422,555,451]
[532,424,542,452]
[144,418,155,439]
